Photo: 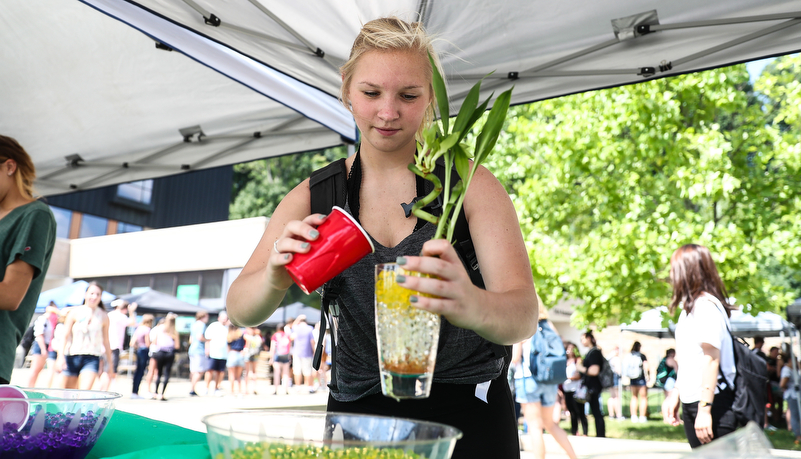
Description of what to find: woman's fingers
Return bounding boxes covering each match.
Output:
[271,214,327,265]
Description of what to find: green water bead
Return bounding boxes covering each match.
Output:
[218,443,425,459]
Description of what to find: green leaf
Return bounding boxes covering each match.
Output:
[474,87,512,165]
[430,53,449,134]
[453,143,471,182]
[452,81,481,138]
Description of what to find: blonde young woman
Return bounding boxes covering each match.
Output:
[243,327,263,395]
[226,324,246,397]
[151,313,180,401]
[227,17,537,457]
[0,135,57,385]
[59,282,113,390]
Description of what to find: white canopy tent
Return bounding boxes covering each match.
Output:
[3,0,801,196]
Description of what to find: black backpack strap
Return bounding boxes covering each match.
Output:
[309,158,347,216]
[309,159,348,390]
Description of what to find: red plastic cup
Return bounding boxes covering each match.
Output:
[285,206,375,294]
[0,385,29,431]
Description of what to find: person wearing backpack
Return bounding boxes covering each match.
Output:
[662,244,738,447]
[625,341,650,423]
[226,17,538,458]
[512,305,577,459]
[575,330,606,437]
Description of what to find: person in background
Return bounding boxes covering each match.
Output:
[188,311,209,396]
[59,282,113,390]
[780,354,801,444]
[144,317,164,396]
[752,336,767,360]
[563,342,588,436]
[243,326,264,395]
[46,310,68,387]
[606,345,625,421]
[270,323,292,395]
[27,304,59,387]
[767,346,785,427]
[100,299,138,390]
[512,303,577,459]
[575,330,605,437]
[0,135,57,385]
[226,323,246,397]
[627,341,650,423]
[662,244,737,448]
[130,314,154,399]
[657,348,679,419]
[290,315,315,392]
[204,311,229,396]
[151,312,180,401]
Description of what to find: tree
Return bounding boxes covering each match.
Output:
[487,55,801,329]
[230,146,349,219]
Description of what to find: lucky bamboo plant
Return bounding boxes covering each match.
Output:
[408,55,513,243]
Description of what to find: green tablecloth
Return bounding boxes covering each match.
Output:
[87,411,210,459]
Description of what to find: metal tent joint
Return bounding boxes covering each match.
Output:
[508,71,519,80]
[179,125,205,143]
[65,154,84,168]
[204,14,221,27]
[155,42,173,52]
[315,48,325,58]
[638,67,656,77]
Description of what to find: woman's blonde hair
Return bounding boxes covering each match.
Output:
[0,135,37,200]
[163,313,177,335]
[340,17,442,143]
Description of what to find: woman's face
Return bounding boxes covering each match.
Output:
[346,49,432,156]
[85,285,102,308]
[580,334,590,347]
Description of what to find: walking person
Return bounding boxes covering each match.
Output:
[625,341,650,422]
[204,311,229,396]
[606,345,625,421]
[563,342,588,436]
[188,311,209,396]
[226,323,246,397]
[58,282,113,390]
[226,17,537,457]
[780,355,801,444]
[143,317,163,397]
[662,244,737,447]
[270,323,292,395]
[243,327,263,395]
[512,304,577,459]
[0,135,57,385]
[575,331,606,437]
[26,304,59,387]
[130,314,154,399]
[100,299,138,391]
[151,313,180,401]
[290,315,315,392]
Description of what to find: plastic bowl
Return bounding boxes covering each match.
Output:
[0,387,121,459]
[202,410,463,459]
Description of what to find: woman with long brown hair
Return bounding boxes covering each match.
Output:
[662,244,737,447]
[0,135,57,385]
[60,282,113,389]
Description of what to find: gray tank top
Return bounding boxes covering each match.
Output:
[329,203,504,402]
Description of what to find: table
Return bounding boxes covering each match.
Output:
[87,411,210,459]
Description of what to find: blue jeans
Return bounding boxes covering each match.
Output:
[132,348,150,394]
[64,355,100,377]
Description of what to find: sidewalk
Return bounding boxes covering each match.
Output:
[9,367,801,458]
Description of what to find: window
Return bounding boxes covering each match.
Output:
[117,222,143,233]
[49,206,72,239]
[200,271,224,299]
[154,274,175,295]
[109,278,130,296]
[79,214,108,238]
[117,179,153,205]
[131,275,151,291]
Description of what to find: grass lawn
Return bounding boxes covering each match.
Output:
[548,388,801,451]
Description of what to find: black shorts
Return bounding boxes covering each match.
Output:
[275,354,290,364]
[209,358,227,373]
[327,371,519,459]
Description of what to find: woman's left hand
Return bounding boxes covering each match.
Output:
[394,239,481,331]
[694,409,714,444]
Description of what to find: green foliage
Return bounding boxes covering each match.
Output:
[230,146,349,220]
[410,54,512,242]
[487,55,801,329]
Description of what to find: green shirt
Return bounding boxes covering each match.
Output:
[0,200,56,382]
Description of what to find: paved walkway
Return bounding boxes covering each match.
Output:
[9,368,801,458]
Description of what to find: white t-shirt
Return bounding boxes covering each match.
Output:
[781,366,798,400]
[204,321,229,360]
[107,309,131,351]
[563,360,581,392]
[675,293,736,404]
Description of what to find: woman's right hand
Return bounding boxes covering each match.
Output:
[266,214,327,290]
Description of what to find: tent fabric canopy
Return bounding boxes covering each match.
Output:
[5,0,801,197]
[118,288,209,315]
[621,307,798,339]
[36,280,116,313]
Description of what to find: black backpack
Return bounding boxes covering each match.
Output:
[308,157,509,389]
[713,301,769,427]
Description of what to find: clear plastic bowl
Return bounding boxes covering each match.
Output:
[0,387,121,459]
[202,410,463,459]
